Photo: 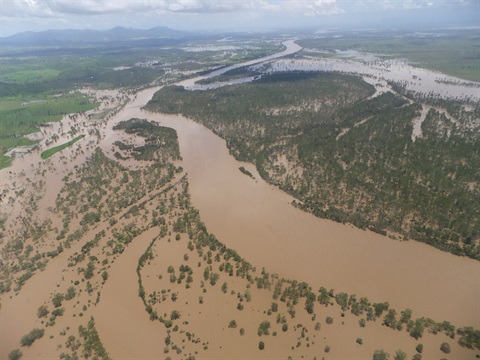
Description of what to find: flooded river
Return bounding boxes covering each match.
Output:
[102,40,480,327]
[1,40,478,359]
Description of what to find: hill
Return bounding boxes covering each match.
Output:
[1,26,189,47]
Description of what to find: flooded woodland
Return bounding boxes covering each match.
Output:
[0,31,479,360]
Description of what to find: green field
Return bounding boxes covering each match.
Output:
[0,93,98,169]
[0,155,12,169]
[41,135,85,159]
[0,69,61,83]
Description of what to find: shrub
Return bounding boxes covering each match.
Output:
[37,305,49,318]
[440,342,451,354]
[415,344,423,353]
[356,338,363,345]
[20,328,44,347]
[229,320,237,328]
[170,310,180,320]
[325,345,331,353]
[271,302,278,312]
[259,341,265,350]
[393,350,406,360]
[326,316,333,324]
[8,349,22,360]
[258,321,270,336]
[373,350,389,360]
[52,293,64,308]
[65,286,76,300]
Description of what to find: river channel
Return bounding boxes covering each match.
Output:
[105,40,479,327]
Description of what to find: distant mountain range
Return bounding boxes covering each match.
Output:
[1,26,191,46]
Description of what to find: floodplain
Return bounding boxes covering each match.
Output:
[0,28,479,360]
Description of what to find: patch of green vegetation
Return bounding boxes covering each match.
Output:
[0,92,97,166]
[41,135,85,159]
[0,69,61,84]
[239,166,254,178]
[0,137,37,169]
[20,328,44,347]
[0,154,12,169]
[78,318,110,359]
[0,92,96,137]
[298,29,480,82]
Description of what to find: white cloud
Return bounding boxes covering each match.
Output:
[2,0,345,17]
[337,0,475,12]
[0,0,476,36]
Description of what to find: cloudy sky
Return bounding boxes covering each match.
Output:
[1,0,478,37]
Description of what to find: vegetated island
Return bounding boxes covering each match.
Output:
[145,70,480,260]
[41,135,85,159]
[239,166,254,178]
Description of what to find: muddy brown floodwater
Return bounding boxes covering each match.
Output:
[147,111,480,328]
[1,40,479,360]
[103,60,480,329]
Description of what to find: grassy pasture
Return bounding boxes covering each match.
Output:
[0,93,97,168]
[41,134,85,159]
[0,69,61,83]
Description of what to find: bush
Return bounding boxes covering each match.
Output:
[326,316,333,324]
[258,321,270,336]
[52,293,64,308]
[415,344,423,353]
[37,305,49,318]
[373,349,389,360]
[271,302,278,312]
[65,286,76,300]
[221,282,228,294]
[170,310,180,320]
[325,345,331,353]
[8,349,22,360]
[20,328,44,347]
[259,341,265,350]
[356,337,363,345]
[393,350,406,360]
[440,342,451,354]
[229,320,237,328]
